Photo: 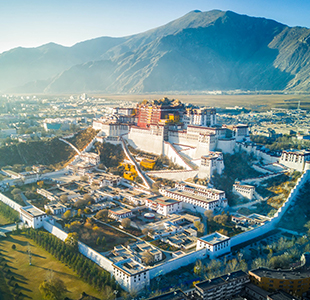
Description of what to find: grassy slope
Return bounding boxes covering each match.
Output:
[0,234,102,299]
[0,215,10,226]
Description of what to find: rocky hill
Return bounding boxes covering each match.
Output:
[2,10,310,93]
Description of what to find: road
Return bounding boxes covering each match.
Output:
[20,192,30,206]
[94,218,143,241]
[0,223,18,235]
[228,197,268,211]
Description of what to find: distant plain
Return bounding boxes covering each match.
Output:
[91,94,310,111]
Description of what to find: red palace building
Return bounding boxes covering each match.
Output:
[136,98,184,128]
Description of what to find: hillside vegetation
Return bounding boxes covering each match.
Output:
[0,127,97,169]
[0,138,74,168]
[67,127,98,151]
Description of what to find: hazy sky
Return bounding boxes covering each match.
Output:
[1,0,310,54]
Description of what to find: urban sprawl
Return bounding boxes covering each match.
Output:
[1,94,310,299]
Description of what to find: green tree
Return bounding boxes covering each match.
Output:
[59,195,68,204]
[39,277,67,300]
[121,218,131,229]
[63,210,71,219]
[95,209,108,221]
[65,232,78,250]
[194,221,205,234]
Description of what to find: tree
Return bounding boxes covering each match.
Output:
[95,209,108,221]
[194,221,205,234]
[65,232,78,250]
[194,260,204,276]
[83,194,93,203]
[214,214,229,226]
[39,277,67,300]
[304,220,310,234]
[63,210,71,219]
[59,195,68,204]
[121,218,131,229]
[204,210,214,220]
[11,244,16,250]
[80,175,88,182]
[11,188,22,195]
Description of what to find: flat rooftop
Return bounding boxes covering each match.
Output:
[21,206,46,217]
[250,266,310,280]
[146,195,180,205]
[115,258,146,275]
[199,232,229,245]
[170,190,218,203]
[147,290,188,300]
[109,207,131,215]
[195,270,247,291]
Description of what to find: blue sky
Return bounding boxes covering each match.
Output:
[1,0,310,54]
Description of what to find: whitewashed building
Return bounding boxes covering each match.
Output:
[20,205,48,229]
[159,188,227,214]
[108,207,133,221]
[233,182,255,200]
[144,196,182,216]
[196,232,231,258]
[279,150,310,171]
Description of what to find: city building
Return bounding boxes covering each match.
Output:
[182,107,217,128]
[147,289,189,300]
[44,202,68,215]
[136,98,183,128]
[20,205,48,229]
[88,173,122,188]
[160,187,227,214]
[108,207,133,221]
[175,182,226,201]
[279,150,310,171]
[249,253,310,297]
[199,152,225,179]
[196,232,231,258]
[233,181,255,200]
[144,195,182,216]
[80,152,100,165]
[194,270,250,300]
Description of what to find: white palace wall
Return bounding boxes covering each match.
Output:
[127,129,164,155]
[163,142,193,170]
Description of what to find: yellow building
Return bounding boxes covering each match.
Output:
[249,255,310,297]
[140,158,156,170]
[123,171,137,181]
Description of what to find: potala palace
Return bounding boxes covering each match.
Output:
[93,98,249,179]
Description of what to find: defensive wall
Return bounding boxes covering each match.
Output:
[230,167,310,247]
[0,192,22,213]
[149,248,207,279]
[147,170,199,181]
[163,142,194,170]
[236,142,279,164]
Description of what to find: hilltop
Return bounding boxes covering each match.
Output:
[1,10,310,93]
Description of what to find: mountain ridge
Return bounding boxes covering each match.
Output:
[2,10,310,93]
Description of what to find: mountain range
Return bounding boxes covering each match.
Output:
[2,10,310,94]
